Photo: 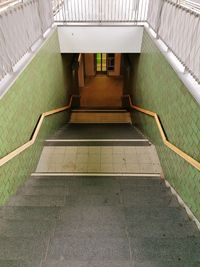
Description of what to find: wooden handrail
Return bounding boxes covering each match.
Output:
[126,95,200,171]
[0,96,74,167]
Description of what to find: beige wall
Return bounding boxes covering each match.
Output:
[108,54,121,76]
[78,54,85,87]
[85,54,95,76]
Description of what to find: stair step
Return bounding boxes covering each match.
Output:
[70,112,132,124]
[0,207,60,221]
[27,176,162,188]
[44,139,150,146]
[41,260,133,267]
[0,236,47,264]
[127,220,198,238]
[130,237,200,262]
[133,260,200,267]
[7,195,65,207]
[51,123,145,140]
[17,186,69,196]
[72,109,128,113]
[0,219,55,238]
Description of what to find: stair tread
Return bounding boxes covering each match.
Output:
[1,174,199,266]
[50,123,145,140]
[70,112,132,124]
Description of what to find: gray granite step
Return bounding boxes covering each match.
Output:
[50,123,146,140]
[0,175,199,267]
[130,237,200,263]
[41,260,133,267]
[7,195,65,207]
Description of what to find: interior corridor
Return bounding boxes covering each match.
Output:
[80,76,123,108]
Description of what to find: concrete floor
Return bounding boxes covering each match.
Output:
[79,76,123,107]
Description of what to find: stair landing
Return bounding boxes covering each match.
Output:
[70,111,132,123]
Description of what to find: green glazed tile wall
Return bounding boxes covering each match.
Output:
[0,29,72,204]
[128,29,200,220]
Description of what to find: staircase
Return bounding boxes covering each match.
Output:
[70,109,132,123]
[0,110,199,266]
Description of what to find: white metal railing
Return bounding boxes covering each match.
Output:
[181,0,200,13]
[148,0,200,84]
[0,0,53,81]
[53,0,149,22]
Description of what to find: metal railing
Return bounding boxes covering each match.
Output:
[0,0,53,82]
[0,96,74,167]
[0,0,22,10]
[53,0,149,23]
[126,95,200,171]
[181,0,200,12]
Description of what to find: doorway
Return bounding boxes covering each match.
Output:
[96,53,107,73]
[78,53,123,108]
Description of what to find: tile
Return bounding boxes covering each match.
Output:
[48,164,59,172]
[125,164,141,173]
[75,164,88,172]
[113,147,125,154]
[137,154,152,164]
[77,147,89,154]
[65,147,77,154]
[88,154,101,164]
[87,163,101,172]
[125,155,138,164]
[49,155,64,164]
[101,147,113,155]
[100,164,113,172]
[76,154,88,164]
[42,147,55,154]
[101,154,113,164]
[88,147,101,154]
[113,164,126,173]
[53,147,67,154]
[140,164,157,173]
[112,155,126,164]
[36,162,49,172]
[125,147,137,154]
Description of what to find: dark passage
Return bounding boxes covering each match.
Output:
[49,123,145,140]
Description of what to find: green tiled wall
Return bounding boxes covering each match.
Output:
[128,30,200,220]
[0,29,72,204]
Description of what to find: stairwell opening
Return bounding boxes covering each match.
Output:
[78,53,124,108]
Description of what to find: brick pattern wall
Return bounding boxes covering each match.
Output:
[0,29,72,204]
[129,30,200,220]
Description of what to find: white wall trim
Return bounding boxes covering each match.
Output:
[58,26,144,53]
